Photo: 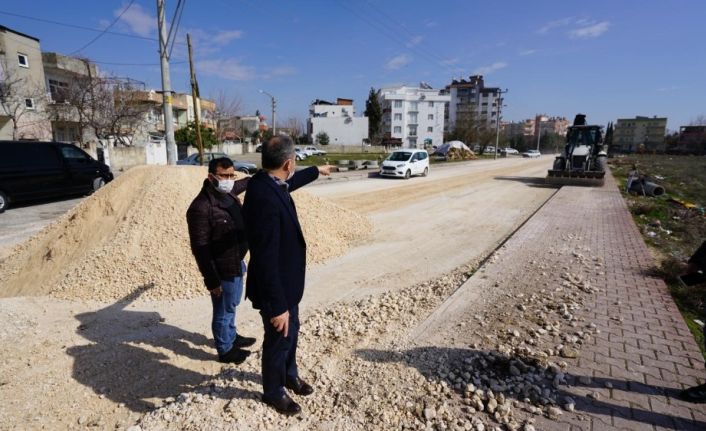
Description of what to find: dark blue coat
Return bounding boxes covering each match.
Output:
[243,166,319,318]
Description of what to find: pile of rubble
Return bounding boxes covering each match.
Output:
[0,166,372,301]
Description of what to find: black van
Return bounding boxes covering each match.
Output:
[0,141,114,213]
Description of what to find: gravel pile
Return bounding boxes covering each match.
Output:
[0,166,371,300]
[136,236,606,431]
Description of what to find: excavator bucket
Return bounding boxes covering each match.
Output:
[546,169,605,187]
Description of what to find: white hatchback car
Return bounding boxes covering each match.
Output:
[380,149,429,179]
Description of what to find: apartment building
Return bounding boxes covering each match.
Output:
[378,85,450,149]
[613,116,668,152]
[307,98,368,146]
[0,25,51,140]
[443,75,501,133]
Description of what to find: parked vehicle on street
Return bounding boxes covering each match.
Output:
[294,147,307,161]
[303,146,327,156]
[380,149,429,179]
[255,144,262,153]
[522,149,541,158]
[176,152,258,174]
[0,140,114,213]
[501,147,519,155]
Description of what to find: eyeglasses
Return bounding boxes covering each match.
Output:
[214,173,237,180]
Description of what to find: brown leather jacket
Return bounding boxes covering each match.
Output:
[186,178,249,290]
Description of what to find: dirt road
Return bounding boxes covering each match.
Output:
[0,157,556,429]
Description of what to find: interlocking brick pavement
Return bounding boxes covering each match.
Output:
[513,174,706,430]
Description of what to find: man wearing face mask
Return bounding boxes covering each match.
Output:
[186,157,256,364]
[243,136,333,415]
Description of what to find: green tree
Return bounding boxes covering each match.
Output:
[316,131,330,146]
[364,87,382,144]
[174,122,218,149]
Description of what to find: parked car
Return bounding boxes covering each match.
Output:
[294,147,307,161]
[502,147,519,155]
[0,140,114,213]
[176,152,258,174]
[380,149,429,179]
[522,149,541,158]
[303,146,327,156]
[255,144,262,153]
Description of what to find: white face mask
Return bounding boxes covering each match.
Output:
[216,179,235,194]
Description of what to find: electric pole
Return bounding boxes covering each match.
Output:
[536,115,543,152]
[157,0,177,164]
[259,90,276,136]
[187,33,204,165]
[494,89,508,160]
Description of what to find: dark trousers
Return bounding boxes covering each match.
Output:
[260,305,300,399]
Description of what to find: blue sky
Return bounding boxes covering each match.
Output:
[2,0,705,130]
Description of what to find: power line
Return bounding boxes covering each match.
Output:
[92,60,187,66]
[70,0,136,55]
[167,0,186,59]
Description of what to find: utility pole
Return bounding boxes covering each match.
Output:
[494,89,508,160]
[536,115,542,151]
[157,0,177,164]
[259,90,276,136]
[187,33,204,165]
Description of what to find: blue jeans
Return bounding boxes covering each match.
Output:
[211,261,246,356]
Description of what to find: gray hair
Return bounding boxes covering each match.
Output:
[262,135,296,170]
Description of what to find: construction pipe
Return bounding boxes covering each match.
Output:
[630,180,665,197]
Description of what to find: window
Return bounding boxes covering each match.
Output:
[427,126,433,133]
[394,113,402,121]
[48,79,69,103]
[394,100,403,108]
[428,114,434,120]
[408,125,417,136]
[24,98,35,110]
[61,146,90,160]
[18,53,29,68]
[409,101,418,111]
[393,126,402,133]
[428,101,434,108]
[408,113,418,124]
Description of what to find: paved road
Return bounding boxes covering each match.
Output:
[0,197,84,258]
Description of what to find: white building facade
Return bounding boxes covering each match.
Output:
[307,98,368,146]
[444,75,501,133]
[379,85,450,149]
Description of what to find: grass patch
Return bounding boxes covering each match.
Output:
[609,154,706,358]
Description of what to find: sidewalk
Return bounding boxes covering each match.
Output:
[416,173,705,430]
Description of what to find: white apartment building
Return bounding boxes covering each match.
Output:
[307,98,368,146]
[444,75,501,133]
[379,84,450,149]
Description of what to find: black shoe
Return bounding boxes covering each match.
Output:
[233,335,257,348]
[218,346,250,364]
[262,393,302,415]
[285,377,314,396]
[679,383,706,403]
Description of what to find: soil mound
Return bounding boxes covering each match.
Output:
[0,166,371,300]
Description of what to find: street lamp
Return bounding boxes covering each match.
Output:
[494,89,509,160]
[536,116,543,151]
[259,89,276,136]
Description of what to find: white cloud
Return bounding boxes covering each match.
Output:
[211,30,244,45]
[406,35,424,47]
[197,59,256,81]
[385,54,412,70]
[117,3,156,37]
[441,57,460,66]
[473,61,508,75]
[518,49,536,56]
[265,66,298,78]
[537,17,573,34]
[425,20,438,28]
[657,85,680,92]
[569,21,610,39]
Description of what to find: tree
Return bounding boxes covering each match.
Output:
[0,58,49,140]
[364,87,382,144]
[315,131,330,146]
[284,117,304,138]
[211,89,243,141]
[690,114,706,126]
[175,122,218,149]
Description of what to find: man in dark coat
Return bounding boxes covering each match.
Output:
[243,136,332,415]
[186,157,256,364]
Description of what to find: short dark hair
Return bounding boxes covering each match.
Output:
[208,156,234,174]
[262,136,295,170]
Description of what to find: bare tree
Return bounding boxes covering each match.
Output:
[212,90,243,141]
[0,59,49,140]
[284,117,304,138]
[690,114,706,126]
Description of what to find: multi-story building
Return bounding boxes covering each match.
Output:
[671,126,706,155]
[613,116,668,153]
[42,52,100,143]
[307,98,368,146]
[504,115,570,139]
[0,25,51,140]
[378,85,449,149]
[443,75,501,133]
[217,114,266,141]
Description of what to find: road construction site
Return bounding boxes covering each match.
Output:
[0,156,703,430]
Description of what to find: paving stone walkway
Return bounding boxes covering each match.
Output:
[509,175,705,430]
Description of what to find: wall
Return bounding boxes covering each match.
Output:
[108,146,147,173]
[317,144,387,153]
[186,142,244,157]
[309,116,369,146]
